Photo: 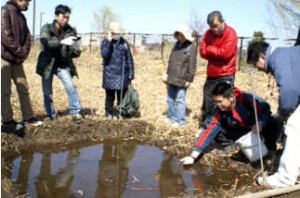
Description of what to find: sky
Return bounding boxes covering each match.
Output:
[1,0,297,46]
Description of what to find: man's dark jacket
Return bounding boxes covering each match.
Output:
[1,2,31,64]
[36,21,81,78]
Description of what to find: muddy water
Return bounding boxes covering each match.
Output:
[3,141,247,198]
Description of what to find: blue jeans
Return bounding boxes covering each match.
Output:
[167,85,187,125]
[42,68,81,118]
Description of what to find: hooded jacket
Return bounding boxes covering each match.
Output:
[167,40,197,87]
[101,37,134,90]
[200,24,238,78]
[1,2,31,64]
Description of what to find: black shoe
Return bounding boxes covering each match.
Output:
[23,117,43,126]
[72,114,84,124]
[104,113,114,120]
[1,120,25,137]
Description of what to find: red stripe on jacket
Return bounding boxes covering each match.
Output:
[196,112,221,148]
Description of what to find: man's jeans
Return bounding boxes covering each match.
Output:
[42,68,81,118]
[1,59,34,122]
[167,85,187,125]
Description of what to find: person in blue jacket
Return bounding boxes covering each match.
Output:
[247,41,300,188]
[100,22,134,119]
[181,82,282,165]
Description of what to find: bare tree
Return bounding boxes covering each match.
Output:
[92,6,121,32]
[267,0,300,39]
[189,10,205,36]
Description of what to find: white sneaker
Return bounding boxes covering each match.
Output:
[257,174,290,188]
[171,122,184,128]
[165,118,173,124]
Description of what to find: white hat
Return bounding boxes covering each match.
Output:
[174,24,193,42]
[108,22,122,34]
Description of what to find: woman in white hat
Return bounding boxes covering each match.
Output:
[100,22,134,119]
[165,24,197,128]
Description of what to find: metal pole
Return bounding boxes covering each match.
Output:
[161,35,165,60]
[32,0,36,46]
[40,12,44,36]
[238,37,244,71]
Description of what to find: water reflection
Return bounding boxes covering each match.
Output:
[3,142,240,197]
[156,154,185,197]
[96,142,136,198]
[34,150,80,198]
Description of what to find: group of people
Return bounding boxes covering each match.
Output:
[177,11,299,189]
[1,1,135,132]
[1,0,300,190]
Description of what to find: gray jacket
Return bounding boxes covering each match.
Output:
[265,46,300,116]
[167,41,197,87]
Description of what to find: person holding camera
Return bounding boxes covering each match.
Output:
[36,4,83,124]
[100,22,134,119]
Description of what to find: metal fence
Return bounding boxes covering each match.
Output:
[34,32,297,70]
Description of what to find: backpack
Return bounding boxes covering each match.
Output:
[116,84,140,117]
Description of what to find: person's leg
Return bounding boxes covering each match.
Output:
[167,85,177,121]
[260,116,283,151]
[11,63,34,120]
[42,73,56,119]
[116,89,127,106]
[176,87,187,125]
[1,59,13,122]
[258,106,300,188]
[105,89,115,116]
[56,68,82,116]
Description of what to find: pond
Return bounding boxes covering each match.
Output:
[3,141,247,198]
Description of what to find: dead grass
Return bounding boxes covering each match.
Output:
[1,45,281,197]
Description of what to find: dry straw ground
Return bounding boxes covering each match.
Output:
[1,44,281,197]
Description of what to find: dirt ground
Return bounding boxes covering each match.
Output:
[2,45,292,197]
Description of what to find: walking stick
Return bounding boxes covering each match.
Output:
[250,71,268,185]
[119,56,125,118]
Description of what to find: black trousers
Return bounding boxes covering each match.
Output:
[201,75,235,121]
[105,89,127,115]
[215,116,283,151]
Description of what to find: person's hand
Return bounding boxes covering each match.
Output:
[180,156,195,165]
[60,36,76,46]
[252,122,263,133]
[162,73,168,83]
[106,31,113,41]
[185,81,191,88]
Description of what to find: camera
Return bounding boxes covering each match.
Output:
[72,36,81,41]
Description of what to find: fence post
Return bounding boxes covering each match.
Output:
[89,32,93,54]
[238,37,244,71]
[161,34,165,60]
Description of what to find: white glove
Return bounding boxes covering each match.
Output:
[60,36,77,46]
[180,156,195,165]
[162,73,168,83]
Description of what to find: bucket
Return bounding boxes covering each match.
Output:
[235,131,268,162]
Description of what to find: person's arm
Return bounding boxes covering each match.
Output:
[1,8,28,59]
[40,24,60,51]
[185,44,197,84]
[273,63,299,117]
[205,29,238,60]
[100,39,113,60]
[199,31,210,60]
[181,110,222,165]
[126,42,134,80]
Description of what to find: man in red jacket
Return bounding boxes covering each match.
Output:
[1,0,42,133]
[200,11,238,122]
